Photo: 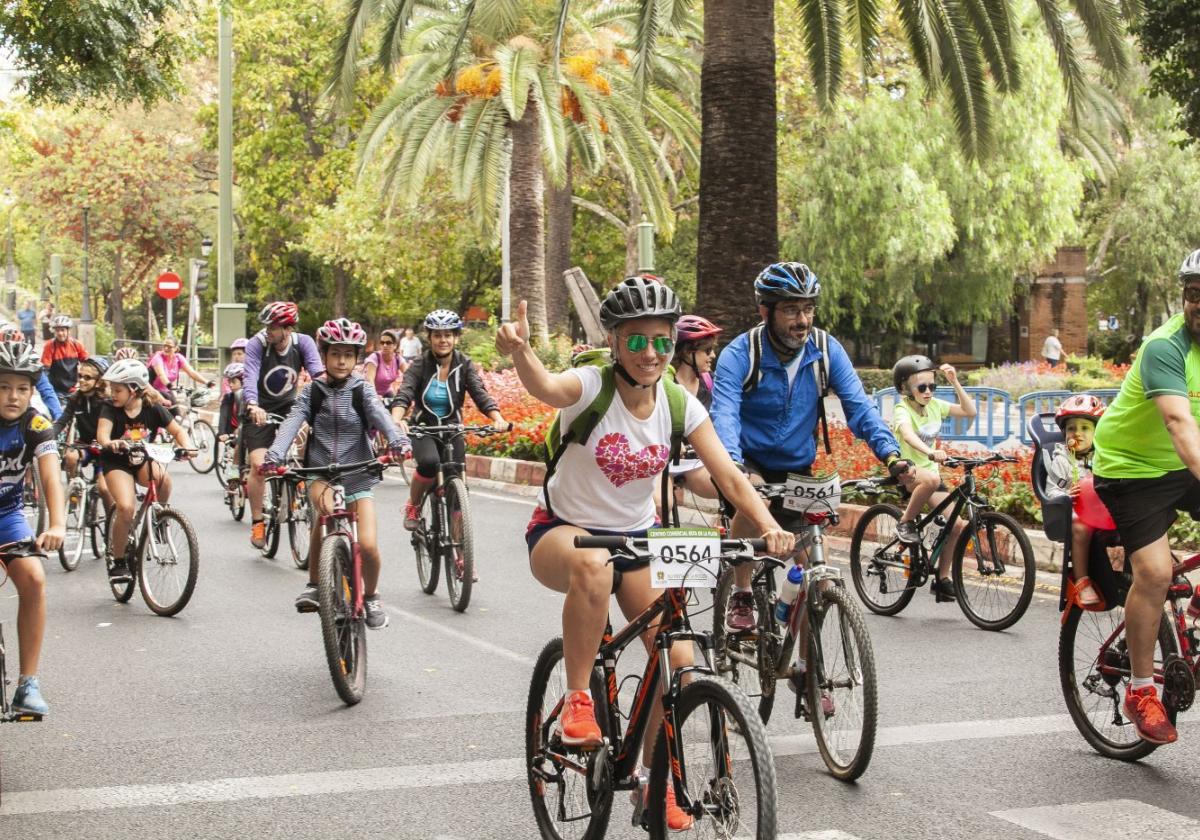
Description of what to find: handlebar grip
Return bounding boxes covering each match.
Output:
[740,538,768,552]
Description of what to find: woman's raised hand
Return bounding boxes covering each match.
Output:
[495,299,531,357]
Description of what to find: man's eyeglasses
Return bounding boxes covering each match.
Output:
[777,304,817,320]
[625,334,675,356]
[914,383,936,394]
[1184,287,1200,304]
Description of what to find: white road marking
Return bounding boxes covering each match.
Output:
[991,799,1200,840]
[384,604,535,666]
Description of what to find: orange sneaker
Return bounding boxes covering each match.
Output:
[403,502,422,531]
[557,691,602,748]
[664,782,694,832]
[250,520,266,548]
[1124,685,1177,745]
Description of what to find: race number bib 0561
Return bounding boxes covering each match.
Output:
[647,528,721,589]
[780,473,842,515]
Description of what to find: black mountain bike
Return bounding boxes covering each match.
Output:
[406,424,498,613]
[848,454,1036,631]
[528,535,777,839]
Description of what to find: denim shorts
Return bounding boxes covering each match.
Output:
[525,508,651,572]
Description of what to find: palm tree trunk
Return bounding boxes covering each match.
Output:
[697,0,778,335]
[544,151,572,336]
[509,102,548,342]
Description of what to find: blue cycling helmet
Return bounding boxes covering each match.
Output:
[754,262,821,305]
[424,309,464,331]
[82,355,110,376]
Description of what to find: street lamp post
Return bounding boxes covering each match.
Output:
[4,188,17,312]
[80,205,93,323]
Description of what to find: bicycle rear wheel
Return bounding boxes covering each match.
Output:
[646,675,777,839]
[89,492,107,559]
[952,511,1036,631]
[60,481,86,571]
[287,481,312,570]
[712,566,776,722]
[319,534,367,705]
[849,503,917,616]
[189,420,217,473]
[138,507,200,617]
[228,473,247,522]
[526,637,613,840]
[1059,605,1176,761]
[805,585,878,781]
[444,477,474,612]
[413,491,439,594]
[212,441,229,494]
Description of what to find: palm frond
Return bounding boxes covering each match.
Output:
[567,118,604,174]
[929,0,992,158]
[329,0,382,107]
[1032,0,1086,118]
[496,42,538,121]
[632,0,673,94]
[960,0,1018,92]
[844,0,881,80]
[442,0,478,82]
[1067,0,1128,79]
[894,0,939,86]
[357,55,444,171]
[378,95,453,205]
[377,0,420,71]
[532,68,569,186]
[472,0,523,39]
[798,0,845,109]
[450,98,498,198]
[552,0,572,80]
[642,86,700,168]
[473,117,509,236]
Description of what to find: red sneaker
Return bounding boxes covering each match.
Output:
[557,691,602,748]
[664,782,694,832]
[1124,685,1177,745]
[403,501,422,531]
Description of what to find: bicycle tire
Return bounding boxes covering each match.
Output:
[189,419,217,474]
[413,491,439,594]
[526,637,613,840]
[261,480,282,559]
[318,534,366,705]
[1059,605,1176,761]
[646,675,777,839]
[952,511,1036,631]
[849,503,917,616]
[805,585,878,781]
[137,507,200,617]
[711,566,777,722]
[89,492,107,559]
[105,516,135,603]
[444,477,474,612]
[287,481,312,570]
[59,481,85,571]
[27,460,46,535]
[212,440,229,494]
[229,475,247,522]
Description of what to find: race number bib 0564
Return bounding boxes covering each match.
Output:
[648,528,721,589]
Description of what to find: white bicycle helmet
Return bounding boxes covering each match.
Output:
[103,359,151,391]
[0,341,43,381]
[50,314,73,329]
[1180,249,1200,281]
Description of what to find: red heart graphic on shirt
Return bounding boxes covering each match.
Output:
[594,432,669,488]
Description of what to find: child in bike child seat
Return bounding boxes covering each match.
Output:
[889,356,977,601]
[264,319,410,630]
[0,341,66,716]
[1044,394,1109,609]
[53,355,114,510]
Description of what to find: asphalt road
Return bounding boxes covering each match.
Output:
[2,467,1198,839]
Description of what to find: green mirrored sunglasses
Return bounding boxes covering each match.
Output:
[625,334,675,355]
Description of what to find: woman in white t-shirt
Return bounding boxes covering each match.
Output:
[496,275,790,830]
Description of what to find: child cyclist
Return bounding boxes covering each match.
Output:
[217,362,246,494]
[0,341,66,715]
[96,359,194,583]
[889,355,977,600]
[54,355,114,510]
[264,319,410,628]
[495,277,791,830]
[667,314,723,505]
[1045,394,1108,608]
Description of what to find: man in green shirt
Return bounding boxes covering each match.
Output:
[1092,247,1200,746]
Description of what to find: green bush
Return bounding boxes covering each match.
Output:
[94,321,115,355]
[857,368,895,393]
[458,322,511,371]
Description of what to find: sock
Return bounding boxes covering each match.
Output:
[566,687,591,700]
[1130,676,1155,692]
[795,657,806,674]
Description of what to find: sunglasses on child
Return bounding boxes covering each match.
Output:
[913,382,936,394]
[623,334,675,355]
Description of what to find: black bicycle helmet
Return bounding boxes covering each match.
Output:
[892,354,937,392]
[599,274,682,331]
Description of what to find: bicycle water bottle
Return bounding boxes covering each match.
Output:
[775,565,806,625]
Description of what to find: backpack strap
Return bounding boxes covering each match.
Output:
[741,324,765,393]
[811,328,832,455]
[542,366,618,519]
[663,376,688,527]
[305,380,367,428]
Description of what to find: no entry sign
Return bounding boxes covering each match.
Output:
[156,271,183,300]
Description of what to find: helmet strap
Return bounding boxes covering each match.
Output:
[614,361,656,390]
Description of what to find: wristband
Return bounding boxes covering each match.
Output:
[884,453,899,467]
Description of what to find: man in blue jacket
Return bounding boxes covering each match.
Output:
[711,262,910,632]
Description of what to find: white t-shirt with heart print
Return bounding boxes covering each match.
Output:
[539,365,709,531]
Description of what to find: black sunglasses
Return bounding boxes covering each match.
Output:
[914,383,936,394]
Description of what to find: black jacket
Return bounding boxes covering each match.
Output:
[53,391,107,443]
[391,350,498,425]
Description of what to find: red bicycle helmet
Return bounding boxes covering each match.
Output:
[258,301,299,327]
[316,317,367,349]
[0,326,24,343]
[1055,394,1105,429]
[676,314,723,343]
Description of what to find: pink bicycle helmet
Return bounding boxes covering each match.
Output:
[676,314,723,342]
[316,318,367,349]
[258,301,299,327]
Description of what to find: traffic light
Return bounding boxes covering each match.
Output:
[196,264,210,293]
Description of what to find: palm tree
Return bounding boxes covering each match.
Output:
[598,0,1135,332]
[332,1,699,341]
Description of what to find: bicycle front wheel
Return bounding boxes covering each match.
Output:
[1059,605,1176,761]
[952,511,1036,631]
[413,491,439,595]
[849,503,917,615]
[646,675,777,840]
[526,637,613,840]
[319,534,367,705]
[138,507,200,617]
[189,420,217,473]
[261,481,282,559]
[806,585,878,781]
[287,482,312,570]
[60,482,86,571]
[89,493,107,559]
[444,477,474,612]
[712,566,776,722]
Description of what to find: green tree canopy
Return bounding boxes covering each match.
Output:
[1135,0,1200,143]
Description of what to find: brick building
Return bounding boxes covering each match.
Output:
[1016,246,1088,362]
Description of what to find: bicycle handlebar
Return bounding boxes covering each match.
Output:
[265,454,396,479]
[574,535,767,555]
[405,423,504,436]
[944,454,1017,469]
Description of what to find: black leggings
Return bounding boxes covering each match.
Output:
[413,434,465,479]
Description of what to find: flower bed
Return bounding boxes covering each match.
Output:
[463,368,554,461]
